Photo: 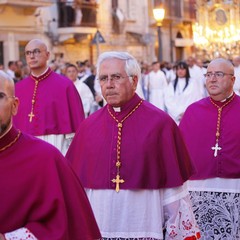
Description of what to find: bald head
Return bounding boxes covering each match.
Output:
[208,58,234,74]
[25,39,50,75]
[25,39,48,52]
[0,70,19,136]
[206,58,235,101]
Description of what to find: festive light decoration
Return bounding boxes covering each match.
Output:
[193,0,240,59]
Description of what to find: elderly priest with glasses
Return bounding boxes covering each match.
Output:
[66,51,200,240]
[179,58,240,239]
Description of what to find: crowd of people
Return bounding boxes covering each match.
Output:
[4,54,240,125]
[1,38,240,239]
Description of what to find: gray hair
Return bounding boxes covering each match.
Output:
[0,70,15,95]
[96,51,141,81]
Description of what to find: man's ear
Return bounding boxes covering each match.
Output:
[132,75,138,90]
[12,97,19,116]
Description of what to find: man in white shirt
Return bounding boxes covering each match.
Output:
[6,61,17,81]
[144,61,167,110]
[187,56,205,98]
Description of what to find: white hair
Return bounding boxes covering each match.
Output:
[0,70,15,95]
[0,70,14,82]
[96,51,141,81]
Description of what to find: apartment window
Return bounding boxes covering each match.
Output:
[126,0,136,20]
[184,0,196,19]
[112,0,124,34]
[154,0,181,19]
[167,0,181,18]
[19,41,28,65]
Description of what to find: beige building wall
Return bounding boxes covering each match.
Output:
[0,1,53,68]
[0,0,196,68]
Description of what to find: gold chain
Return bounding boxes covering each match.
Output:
[107,99,143,192]
[29,70,51,122]
[0,130,21,152]
[209,94,235,156]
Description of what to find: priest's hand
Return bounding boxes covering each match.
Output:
[0,233,6,240]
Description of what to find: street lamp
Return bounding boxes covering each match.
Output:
[153,7,165,62]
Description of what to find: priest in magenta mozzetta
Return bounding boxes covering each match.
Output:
[13,39,85,155]
[66,51,201,240]
[179,58,240,239]
[0,70,101,240]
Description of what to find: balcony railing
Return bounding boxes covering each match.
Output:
[58,1,98,28]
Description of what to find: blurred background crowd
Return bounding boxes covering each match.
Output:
[2,55,240,124]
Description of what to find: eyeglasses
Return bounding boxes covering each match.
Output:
[204,71,234,79]
[99,74,131,84]
[24,48,42,57]
[0,92,15,103]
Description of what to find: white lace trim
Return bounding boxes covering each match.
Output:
[190,190,240,239]
[5,227,37,240]
[103,238,159,240]
[187,178,240,193]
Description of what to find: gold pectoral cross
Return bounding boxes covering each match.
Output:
[28,112,35,122]
[211,142,222,157]
[112,174,124,192]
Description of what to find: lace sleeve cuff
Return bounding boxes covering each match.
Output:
[4,228,37,240]
[164,195,201,239]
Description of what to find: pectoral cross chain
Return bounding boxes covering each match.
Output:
[112,174,125,192]
[108,100,143,193]
[210,96,235,158]
[211,142,222,157]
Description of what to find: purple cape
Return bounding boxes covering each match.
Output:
[0,126,101,239]
[13,68,84,135]
[66,94,194,189]
[179,95,240,180]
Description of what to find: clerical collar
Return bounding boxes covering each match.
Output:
[31,67,49,78]
[220,92,234,102]
[110,94,140,115]
[113,107,121,112]
[0,126,21,152]
[210,92,234,107]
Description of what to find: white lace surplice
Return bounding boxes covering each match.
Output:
[85,183,200,240]
[187,178,240,240]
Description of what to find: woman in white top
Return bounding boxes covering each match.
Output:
[164,61,202,124]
